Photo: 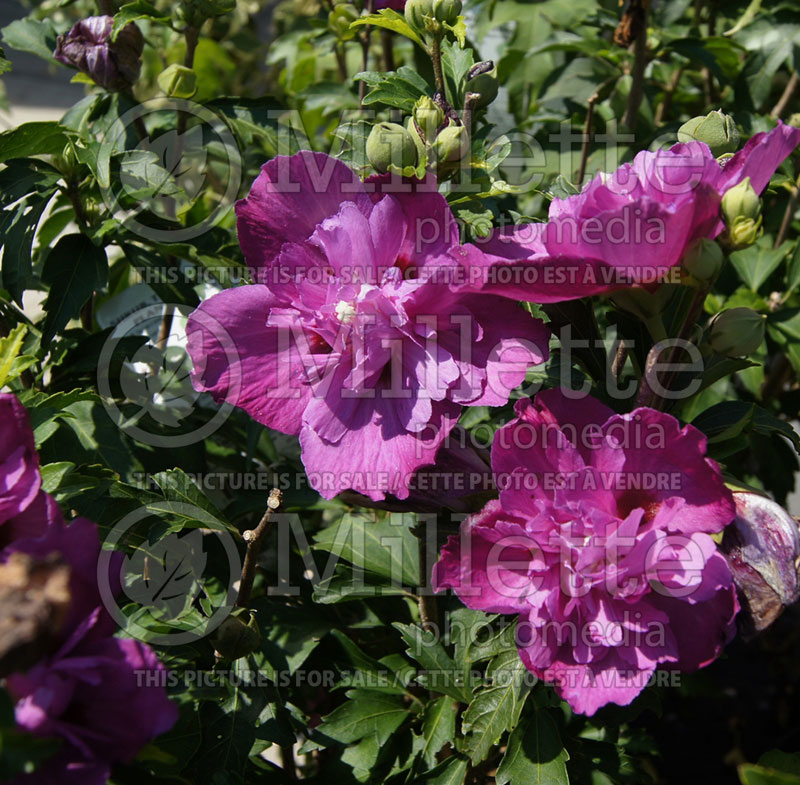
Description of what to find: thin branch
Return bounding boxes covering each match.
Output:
[236,489,283,608]
[622,4,648,131]
[430,35,446,97]
[381,29,395,72]
[771,71,798,119]
[775,178,800,250]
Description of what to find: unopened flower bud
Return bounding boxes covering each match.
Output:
[433,121,469,164]
[677,110,740,157]
[466,72,499,109]
[405,0,461,35]
[329,3,359,39]
[708,307,766,357]
[157,64,197,99]
[433,0,462,24]
[54,16,143,92]
[720,492,800,639]
[722,177,761,225]
[725,215,762,250]
[682,238,724,286]
[211,609,261,660]
[366,122,418,173]
[413,96,444,141]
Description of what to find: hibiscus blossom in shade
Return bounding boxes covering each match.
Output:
[186,151,549,501]
[6,610,178,785]
[459,122,800,302]
[0,393,178,784]
[374,0,405,8]
[433,389,739,715]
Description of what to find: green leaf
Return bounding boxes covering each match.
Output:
[41,234,108,344]
[1,195,51,305]
[414,756,469,784]
[0,324,26,387]
[0,122,69,163]
[739,765,800,785]
[355,67,430,112]
[729,238,791,292]
[111,0,171,40]
[496,710,570,785]
[313,511,420,586]
[318,689,409,745]
[1,18,58,63]
[461,649,531,765]
[692,401,800,456]
[394,622,472,702]
[0,158,62,205]
[150,468,227,518]
[351,10,426,49]
[785,240,800,295]
[421,696,456,766]
[330,629,410,694]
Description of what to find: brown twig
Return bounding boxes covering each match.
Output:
[622,4,648,131]
[771,71,798,119]
[430,35,446,97]
[281,743,298,781]
[775,179,800,250]
[381,29,395,72]
[636,289,707,409]
[236,489,283,609]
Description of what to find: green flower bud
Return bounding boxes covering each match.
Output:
[466,72,499,109]
[329,3,359,40]
[432,121,469,164]
[725,215,762,249]
[413,96,444,141]
[721,177,761,226]
[211,609,261,660]
[788,113,800,129]
[682,238,724,286]
[405,0,461,35]
[433,0,462,24]
[677,110,740,157]
[157,64,198,99]
[405,0,434,32]
[366,122,418,173]
[708,307,766,357]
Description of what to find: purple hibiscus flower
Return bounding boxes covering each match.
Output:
[186,151,549,501]
[6,609,177,785]
[0,393,178,784]
[462,122,800,302]
[433,388,739,715]
[54,15,143,92]
[374,0,406,9]
[0,395,43,526]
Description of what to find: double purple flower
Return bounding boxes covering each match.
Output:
[186,152,549,501]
